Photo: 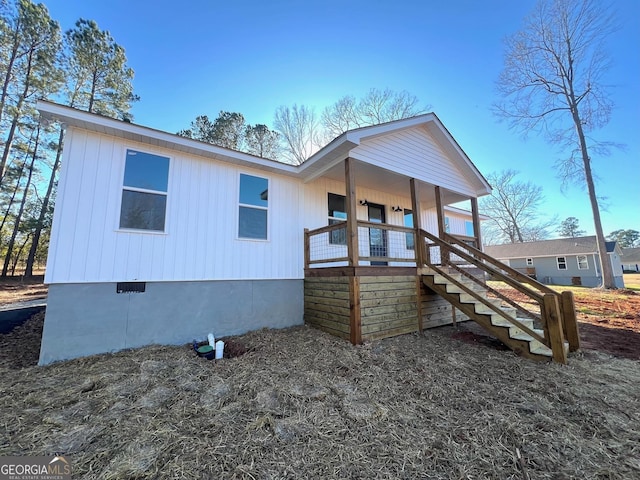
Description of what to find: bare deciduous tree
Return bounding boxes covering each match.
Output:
[480,170,556,244]
[273,104,322,165]
[495,0,619,288]
[321,88,428,139]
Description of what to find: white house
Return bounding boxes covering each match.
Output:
[37,101,495,364]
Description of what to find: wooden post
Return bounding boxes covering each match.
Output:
[304,228,310,270]
[344,157,359,267]
[470,197,482,250]
[415,276,424,334]
[434,186,449,265]
[349,276,362,345]
[410,178,423,267]
[543,293,567,364]
[561,291,580,352]
[345,158,362,344]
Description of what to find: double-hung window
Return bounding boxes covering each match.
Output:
[328,193,347,245]
[557,257,567,270]
[119,149,169,232]
[444,216,451,233]
[404,209,414,250]
[238,173,268,240]
[526,258,533,266]
[577,255,588,270]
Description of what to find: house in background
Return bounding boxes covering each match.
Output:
[621,247,640,272]
[484,236,625,288]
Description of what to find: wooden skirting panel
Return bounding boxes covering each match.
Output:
[305,272,469,344]
[304,277,350,340]
[360,275,418,342]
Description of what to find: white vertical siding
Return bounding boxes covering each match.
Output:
[349,127,476,196]
[46,129,303,283]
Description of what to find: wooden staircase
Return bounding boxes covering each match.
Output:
[417,230,580,364]
[422,267,567,361]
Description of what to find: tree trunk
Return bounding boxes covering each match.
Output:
[11,233,30,276]
[0,49,33,186]
[571,111,616,288]
[2,126,39,277]
[0,25,22,126]
[24,128,63,277]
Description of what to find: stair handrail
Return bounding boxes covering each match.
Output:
[443,233,559,296]
[420,230,544,303]
[447,262,541,324]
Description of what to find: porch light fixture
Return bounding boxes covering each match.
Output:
[359,199,369,206]
[392,205,403,212]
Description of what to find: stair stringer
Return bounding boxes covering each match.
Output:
[422,273,555,362]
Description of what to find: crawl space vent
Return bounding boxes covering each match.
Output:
[116,282,146,294]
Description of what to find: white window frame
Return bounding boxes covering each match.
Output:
[444,216,451,233]
[237,172,269,241]
[526,258,533,266]
[328,193,347,246]
[117,147,170,234]
[557,257,567,270]
[577,255,588,270]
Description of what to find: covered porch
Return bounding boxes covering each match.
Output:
[303,156,484,345]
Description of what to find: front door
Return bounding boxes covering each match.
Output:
[368,203,387,266]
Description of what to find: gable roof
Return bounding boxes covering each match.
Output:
[297,112,491,195]
[484,236,618,259]
[621,247,640,263]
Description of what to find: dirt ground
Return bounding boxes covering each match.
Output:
[490,284,640,361]
[0,275,47,305]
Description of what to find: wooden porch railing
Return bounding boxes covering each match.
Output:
[305,220,419,268]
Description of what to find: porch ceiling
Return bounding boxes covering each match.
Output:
[317,159,469,208]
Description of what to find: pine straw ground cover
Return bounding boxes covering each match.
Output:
[1,318,639,479]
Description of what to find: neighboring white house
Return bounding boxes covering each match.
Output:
[37,101,492,364]
[484,236,625,288]
[621,247,640,272]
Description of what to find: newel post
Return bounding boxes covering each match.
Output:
[561,291,580,352]
[543,293,568,364]
[304,228,310,270]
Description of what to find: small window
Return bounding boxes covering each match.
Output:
[577,255,588,270]
[119,149,169,232]
[328,193,346,245]
[239,173,268,239]
[404,209,414,250]
[444,216,451,233]
[526,258,533,266]
[465,220,474,237]
[557,257,567,270]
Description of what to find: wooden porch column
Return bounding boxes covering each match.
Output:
[410,178,424,334]
[434,186,449,265]
[410,178,423,267]
[344,157,359,267]
[470,197,482,250]
[344,157,362,344]
[434,186,445,238]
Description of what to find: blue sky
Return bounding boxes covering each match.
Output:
[42,0,639,237]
